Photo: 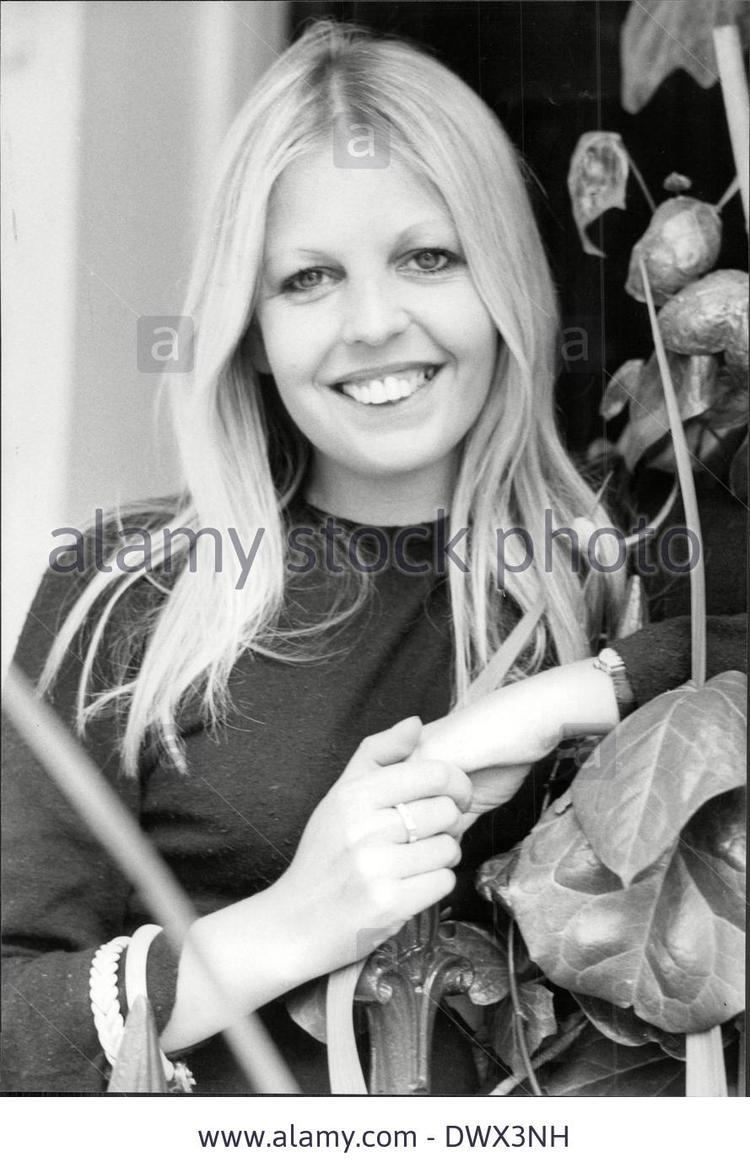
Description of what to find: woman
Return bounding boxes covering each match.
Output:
[2,21,742,1094]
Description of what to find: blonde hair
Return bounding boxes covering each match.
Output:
[41,21,625,774]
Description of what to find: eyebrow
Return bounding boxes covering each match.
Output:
[263,218,460,269]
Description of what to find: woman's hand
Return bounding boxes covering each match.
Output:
[273,715,472,973]
[160,717,472,1052]
[411,659,621,830]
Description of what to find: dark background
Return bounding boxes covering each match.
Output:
[288,1,745,452]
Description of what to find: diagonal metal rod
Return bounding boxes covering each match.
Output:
[2,663,299,1094]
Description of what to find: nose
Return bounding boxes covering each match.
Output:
[340,274,410,347]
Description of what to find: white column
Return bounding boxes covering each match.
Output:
[1,0,84,669]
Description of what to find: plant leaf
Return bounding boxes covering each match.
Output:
[107,995,168,1093]
[285,978,328,1044]
[643,385,748,475]
[568,132,629,257]
[656,269,748,358]
[492,981,557,1077]
[620,0,750,115]
[480,786,746,1034]
[573,992,685,1058]
[438,921,510,1005]
[616,352,719,469]
[572,672,747,883]
[601,359,644,420]
[625,199,722,305]
[539,1024,684,1096]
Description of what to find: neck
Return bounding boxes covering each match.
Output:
[306,454,457,525]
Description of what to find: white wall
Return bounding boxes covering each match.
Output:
[2,0,288,668]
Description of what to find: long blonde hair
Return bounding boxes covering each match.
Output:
[41,21,625,774]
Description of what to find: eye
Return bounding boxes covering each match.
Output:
[281,268,332,294]
[402,248,461,275]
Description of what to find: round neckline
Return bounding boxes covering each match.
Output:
[297,498,448,533]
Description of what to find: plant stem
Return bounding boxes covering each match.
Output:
[716,175,740,212]
[507,920,543,1096]
[626,151,656,212]
[624,478,679,549]
[489,1014,588,1096]
[638,261,706,687]
[639,261,727,1098]
[713,25,750,232]
[686,1029,728,1096]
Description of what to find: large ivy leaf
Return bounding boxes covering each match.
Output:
[492,981,557,1078]
[572,672,746,884]
[478,787,745,1034]
[438,921,510,1005]
[573,993,685,1058]
[568,132,629,257]
[538,1025,684,1096]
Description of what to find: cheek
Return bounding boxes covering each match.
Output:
[258,306,326,388]
[427,286,496,363]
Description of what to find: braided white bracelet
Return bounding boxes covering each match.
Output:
[90,929,195,1092]
[89,936,130,1067]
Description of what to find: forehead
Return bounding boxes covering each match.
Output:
[264,148,455,254]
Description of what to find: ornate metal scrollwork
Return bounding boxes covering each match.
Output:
[355,906,474,1094]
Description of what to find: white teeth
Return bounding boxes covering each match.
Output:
[339,365,438,405]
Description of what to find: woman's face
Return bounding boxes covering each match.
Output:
[255,147,498,519]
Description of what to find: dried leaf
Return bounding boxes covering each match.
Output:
[630,351,719,425]
[568,132,629,257]
[540,1024,684,1096]
[626,199,722,305]
[663,173,692,194]
[572,672,747,883]
[285,978,328,1044]
[621,0,750,115]
[492,981,557,1077]
[657,270,748,361]
[601,359,644,420]
[477,844,523,906]
[573,992,685,1058]
[616,351,720,469]
[635,370,748,474]
[438,921,510,1005]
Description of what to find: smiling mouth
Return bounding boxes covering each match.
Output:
[331,364,442,406]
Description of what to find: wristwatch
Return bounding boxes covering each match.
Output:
[592,647,636,719]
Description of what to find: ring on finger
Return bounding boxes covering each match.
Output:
[394,802,418,844]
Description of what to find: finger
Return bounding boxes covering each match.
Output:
[373,760,472,812]
[397,869,457,918]
[386,795,463,843]
[394,834,461,878]
[342,716,423,777]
